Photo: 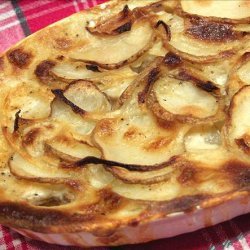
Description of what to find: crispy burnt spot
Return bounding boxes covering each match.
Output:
[177,166,197,185]
[155,20,171,41]
[186,18,245,42]
[13,110,21,132]
[86,5,133,35]
[138,67,161,104]
[63,155,178,172]
[7,48,32,68]
[224,160,250,190]
[235,135,250,155]
[177,69,220,93]
[115,22,132,34]
[163,52,182,68]
[22,128,41,147]
[86,64,100,72]
[51,89,86,115]
[35,60,56,82]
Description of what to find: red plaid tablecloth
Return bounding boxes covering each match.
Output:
[0,0,249,249]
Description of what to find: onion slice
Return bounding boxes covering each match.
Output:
[52,80,111,116]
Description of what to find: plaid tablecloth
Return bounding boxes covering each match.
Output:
[0,0,249,249]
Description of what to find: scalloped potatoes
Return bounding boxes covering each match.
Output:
[0,0,249,247]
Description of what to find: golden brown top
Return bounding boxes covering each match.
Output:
[0,0,249,235]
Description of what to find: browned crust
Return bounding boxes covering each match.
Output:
[86,64,100,72]
[155,20,171,41]
[35,60,56,83]
[164,42,236,64]
[175,2,250,24]
[163,52,183,68]
[7,48,32,68]
[0,188,248,233]
[235,137,250,155]
[0,0,249,238]
[185,17,248,42]
[138,67,161,104]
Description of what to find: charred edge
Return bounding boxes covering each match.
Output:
[235,138,250,155]
[155,194,209,213]
[164,52,182,68]
[155,20,171,41]
[178,70,219,93]
[7,49,32,68]
[122,5,130,17]
[138,68,160,104]
[35,60,56,80]
[114,22,132,34]
[56,55,64,61]
[0,202,94,228]
[186,18,238,42]
[13,110,21,132]
[224,160,250,189]
[86,64,100,72]
[63,156,178,172]
[51,89,86,115]
[241,52,250,62]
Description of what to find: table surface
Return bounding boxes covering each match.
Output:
[0,0,249,249]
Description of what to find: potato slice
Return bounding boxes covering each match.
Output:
[51,99,96,141]
[226,86,250,156]
[3,84,54,132]
[93,113,187,166]
[185,124,221,152]
[9,153,69,179]
[148,74,223,124]
[180,0,250,21]
[69,19,154,69]
[156,13,248,63]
